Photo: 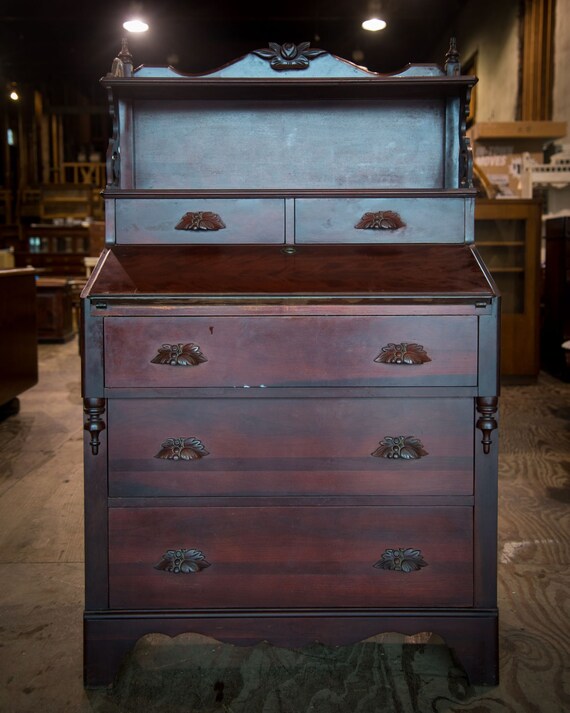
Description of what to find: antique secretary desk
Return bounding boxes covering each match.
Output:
[82,39,500,686]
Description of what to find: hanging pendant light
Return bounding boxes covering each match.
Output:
[122,19,149,33]
[362,1,387,32]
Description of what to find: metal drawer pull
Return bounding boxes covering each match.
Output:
[175,211,226,231]
[355,210,405,230]
[373,548,428,573]
[151,342,208,367]
[374,342,431,365]
[371,436,428,460]
[154,548,211,574]
[154,437,210,460]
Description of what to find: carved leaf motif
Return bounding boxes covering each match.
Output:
[155,437,210,461]
[355,211,406,230]
[252,42,326,71]
[373,548,428,573]
[150,343,208,367]
[154,548,211,574]
[175,211,226,231]
[374,342,431,365]
[371,436,428,460]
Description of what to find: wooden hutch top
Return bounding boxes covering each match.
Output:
[84,39,491,306]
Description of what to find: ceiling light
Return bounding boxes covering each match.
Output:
[122,19,149,33]
[362,1,387,32]
[362,18,386,31]
[9,90,19,101]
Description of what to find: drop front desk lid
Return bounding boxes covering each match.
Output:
[82,244,497,304]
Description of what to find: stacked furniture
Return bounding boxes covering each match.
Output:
[82,39,500,686]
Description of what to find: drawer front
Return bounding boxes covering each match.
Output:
[108,505,474,609]
[108,397,474,497]
[115,198,285,245]
[295,198,467,244]
[104,315,478,388]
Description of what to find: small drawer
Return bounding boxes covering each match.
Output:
[108,397,474,497]
[104,315,478,388]
[295,197,468,244]
[115,198,285,245]
[108,505,474,609]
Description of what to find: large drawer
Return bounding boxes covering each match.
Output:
[115,198,285,245]
[108,505,474,609]
[104,315,478,388]
[108,397,474,497]
[295,197,468,244]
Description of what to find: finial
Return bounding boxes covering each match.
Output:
[118,37,133,76]
[444,37,461,76]
[109,38,133,77]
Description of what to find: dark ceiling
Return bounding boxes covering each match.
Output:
[1,0,466,89]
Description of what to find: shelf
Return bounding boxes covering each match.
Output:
[476,241,525,247]
[469,120,567,142]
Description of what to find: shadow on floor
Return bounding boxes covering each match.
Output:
[87,634,512,713]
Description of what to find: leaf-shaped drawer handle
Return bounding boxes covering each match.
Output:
[373,548,428,573]
[154,437,210,460]
[154,548,211,574]
[374,342,431,365]
[371,436,428,460]
[355,211,405,230]
[151,343,208,367]
[175,211,226,231]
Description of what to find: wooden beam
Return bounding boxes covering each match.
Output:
[521,0,555,120]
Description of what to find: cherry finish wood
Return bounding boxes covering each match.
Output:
[108,505,473,609]
[82,42,499,687]
[104,315,478,388]
[107,397,474,497]
[84,611,498,688]
[87,244,495,300]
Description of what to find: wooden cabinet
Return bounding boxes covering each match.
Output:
[475,199,541,381]
[0,268,38,411]
[541,217,570,380]
[36,277,75,342]
[82,41,500,687]
[17,224,90,276]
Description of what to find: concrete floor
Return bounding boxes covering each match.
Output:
[0,338,568,712]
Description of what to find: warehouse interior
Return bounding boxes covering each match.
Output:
[0,1,569,711]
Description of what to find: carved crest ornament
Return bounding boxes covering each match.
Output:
[252,42,326,71]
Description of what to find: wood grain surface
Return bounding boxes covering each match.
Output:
[85,244,496,299]
[0,341,568,711]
